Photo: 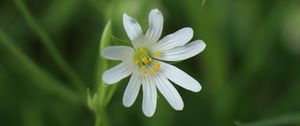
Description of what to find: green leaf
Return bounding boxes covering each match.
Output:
[0,29,80,104]
[97,20,113,109]
[235,114,300,126]
[88,20,117,113]
[13,0,84,94]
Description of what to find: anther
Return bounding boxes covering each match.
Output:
[154,51,161,57]
[142,57,149,64]
[141,66,146,74]
[154,62,160,71]
[135,59,140,64]
[148,57,153,62]
[140,48,147,54]
[148,69,154,74]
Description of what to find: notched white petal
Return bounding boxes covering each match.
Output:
[101,46,135,61]
[123,13,143,41]
[102,61,134,84]
[145,9,164,44]
[142,75,157,117]
[159,61,202,92]
[154,74,184,110]
[123,70,141,107]
[156,40,206,61]
[151,27,193,51]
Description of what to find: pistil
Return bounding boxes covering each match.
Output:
[134,47,160,75]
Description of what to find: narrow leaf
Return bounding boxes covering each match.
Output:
[236,114,300,126]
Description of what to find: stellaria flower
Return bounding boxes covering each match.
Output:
[102,9,206,117]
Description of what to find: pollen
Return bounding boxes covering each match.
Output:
[142,57,149,64]
[148,57,153,62]
[147,69,154,74]
[140,48,148,54]
[154,51,161,57]
[135,59,140,64]
[154,62,160,71]
[135,47,159,75]
[141,66,146,74]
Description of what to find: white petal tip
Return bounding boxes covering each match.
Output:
[198,40,206,50]
[143,112,154,117]
[122,102,132,108]
[192,84,202,92]
[195,86,202,92]
[102,73,116,85]
[123,13,129,17]
[149,9,162,18]
[183,27,193,33]
[101,49,110,59]
[174,105,184,111]
[123,13,131,22]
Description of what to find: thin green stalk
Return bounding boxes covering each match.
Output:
[97,20,111,109]
[21,103,44,126]
[236,114,300,126]
[92,20,115,126]
[95,110,109,126]
[13,0,84,94]
[0,29,81,104]
[104,84,117,107]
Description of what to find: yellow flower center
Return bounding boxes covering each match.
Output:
[134,47,160,75]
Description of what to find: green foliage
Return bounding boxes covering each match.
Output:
[1,0,300,126]
[236,114,300,126]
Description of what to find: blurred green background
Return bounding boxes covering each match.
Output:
[1,0,300,126]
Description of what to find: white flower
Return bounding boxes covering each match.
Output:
[101,9,206,117]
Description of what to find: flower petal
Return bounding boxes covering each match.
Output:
[151,27,193,51]
[123,13,143,41]
[123,70,141,107]
[101,46,135,61]
[154,74,184,110]
[159,61,202,92]
[142,75,157,117]
[102,61,134,84]
[145,9,164,44]
[155,40,206,61]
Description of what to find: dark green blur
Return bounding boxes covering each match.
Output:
[1,0,300,126]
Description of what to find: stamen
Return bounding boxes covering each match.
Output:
[135,47,158,75]
[148,69,154,74]
[142,57,149,64]
[148,57,153,62]
[135,59,140,64]
[154,51,161,57]
[154,62,160,71]
[140,48,147,54]
[141,66,146,74]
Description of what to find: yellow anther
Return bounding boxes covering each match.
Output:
[141,66,146,74]
[148,69,154,74]
[142,57,149,64]
[148,57,153,62]
[140,48,148,54]
[154,51,161,57]
[135,59,140,64]
[154,62,160,71]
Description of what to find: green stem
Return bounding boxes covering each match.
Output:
[236,114,300,126]
[93,20,114,126]
[104,84,117,107]
[95,110,109,126]
[13,0,84,94]
[0,29,81,104]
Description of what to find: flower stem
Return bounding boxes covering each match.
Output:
[95,110,109,126]
[92,20,115,126]
[0,29,81,104]
[13,0,85,94]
